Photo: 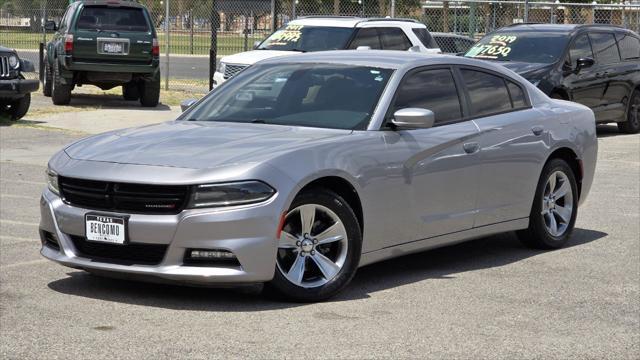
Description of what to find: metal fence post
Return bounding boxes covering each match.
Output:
[391,0,396,18]
[209,0,218,91]
[591,0,597,24]
[524,0,529,22]
[270,0,276,32]
[189,9,194,55]
[164,0,170,91]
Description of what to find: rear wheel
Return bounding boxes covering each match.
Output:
[139,78,160,107]
[43,62,52,97]
[266,189,362,302]
[618,90,640,134]
[122,82,140,101]
[517,158,578,249]
[9,93,30,120]
[51,61,71,105]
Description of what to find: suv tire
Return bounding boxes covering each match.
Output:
[51,61,71,105]
[10,93,31,120]
[139,78,160,107]
[618,89,640,134]
[43,62,52,97]
[517,158,578,250]
[122,82,140,101]
[265,188,362,302]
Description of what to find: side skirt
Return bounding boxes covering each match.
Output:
[359,217,529,267]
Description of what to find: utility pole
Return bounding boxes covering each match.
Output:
[164,0,170,91]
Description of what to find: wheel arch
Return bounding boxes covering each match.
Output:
[545,147,583,196]
[295,176,364,236]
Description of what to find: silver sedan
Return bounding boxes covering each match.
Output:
[40,51,598,301]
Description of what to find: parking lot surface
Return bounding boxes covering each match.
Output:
[0,114,638,359]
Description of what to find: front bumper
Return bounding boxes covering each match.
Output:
[39,188,283,285]
[0,78,39,98]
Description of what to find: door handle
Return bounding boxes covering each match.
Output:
[463,142,480,154]
[531,126,544,136]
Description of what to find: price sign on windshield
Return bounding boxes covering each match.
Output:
[466,35,517,59]
[268,25,303,45]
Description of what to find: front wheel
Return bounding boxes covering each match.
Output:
[517,158,579,249]
[266,189,362,302]
[618,90,640,134]
[10,93,31,120]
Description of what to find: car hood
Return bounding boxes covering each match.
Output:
[499,61,554,79]
[221,50,299,66]
[64,121,351,169]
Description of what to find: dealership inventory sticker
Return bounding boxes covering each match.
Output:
[466,35,517,59]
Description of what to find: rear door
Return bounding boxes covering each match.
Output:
[588,31,626,121]
[72,4,154,64]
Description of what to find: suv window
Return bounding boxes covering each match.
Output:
[77,6,150,32]
[589,32,621,65]
[392,68,462,124]
[616,33,640,60]
[349,28,381,49]
[412,28,438,48]
[461,69,512,117]
[378,28,412,50]
[569,34,594,68]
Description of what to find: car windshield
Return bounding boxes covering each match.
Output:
[257,25,355,52]
[464,31,570,63]
[77,6,150,32]
[184,63,393,130]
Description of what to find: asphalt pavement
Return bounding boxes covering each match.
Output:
[0,115,638,359]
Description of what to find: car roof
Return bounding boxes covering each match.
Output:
[257,49,510,72]
[431,32,474,40]
[289,16,423,28]
[497,23,633,35]
[76,0,146,9]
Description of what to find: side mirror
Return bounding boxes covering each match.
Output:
[575,57,595,72]
[391,108,435,129]
[44,20,57,32]
[180,98,197,112]
[408,45,421,52]
[253,41,261,49]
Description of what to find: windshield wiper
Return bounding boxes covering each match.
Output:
[289,48,307,53]
[250,119,267,124]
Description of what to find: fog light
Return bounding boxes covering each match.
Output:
[190,249,236,260]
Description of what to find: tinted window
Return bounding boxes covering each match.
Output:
[461,69,511,117]
[77,6,149,32]
[348,28,381,49]
[393,68,462,124]
[616,33,640,60]
[569,34,594,68]
[259,25,354,52]
[507,81,527,109]
[186,64,393,130]
[379,28,412,50]
[589,32,621,64]
[465,31,569,63]
[412,28,438,48]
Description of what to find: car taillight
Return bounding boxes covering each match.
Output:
[152,38,159,56]
[64,34,73,53]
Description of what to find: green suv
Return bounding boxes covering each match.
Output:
[43,0,160,106]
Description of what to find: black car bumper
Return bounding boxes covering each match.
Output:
[0,78,39,99]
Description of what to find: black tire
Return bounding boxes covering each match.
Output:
[51,60,71,105]
[265,188,362,302]
[517,158,579,250]
[139,78,160,107]
[617,89,640,134]
[122,82,140,101]
[43,62,52,97]
[10,93,30,120]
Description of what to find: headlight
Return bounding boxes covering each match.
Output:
[46,169,59,195]
[8,54,19,69]
[217,61,226,73]
[187,181,275,208]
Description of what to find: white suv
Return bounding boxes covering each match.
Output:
[213,16,441,87]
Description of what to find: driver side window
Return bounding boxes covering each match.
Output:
[569,34,594,68]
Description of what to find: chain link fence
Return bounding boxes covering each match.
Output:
[1,0,639,93]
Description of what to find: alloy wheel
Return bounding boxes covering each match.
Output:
[541,170,574,237]
[276,204,348,288]
[629,92,640,128]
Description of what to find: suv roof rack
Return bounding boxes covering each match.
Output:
[357,17,421,24]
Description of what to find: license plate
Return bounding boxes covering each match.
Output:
[85,214,127,244]
[102,42,123,54]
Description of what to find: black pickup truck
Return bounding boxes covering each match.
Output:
[0,46,39,120]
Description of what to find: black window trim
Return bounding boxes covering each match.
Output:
[454,65,533,121]
[380,65,468,130]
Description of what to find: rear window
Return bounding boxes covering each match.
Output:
[77,6,150,32]
[412,28,438,48]
[616,33,640,60]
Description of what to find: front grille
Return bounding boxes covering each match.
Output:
[223,63,248,79]
[40,230,60,251]
[59,176,190,215]
[70,235,168,265]
[0,55,10,77]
